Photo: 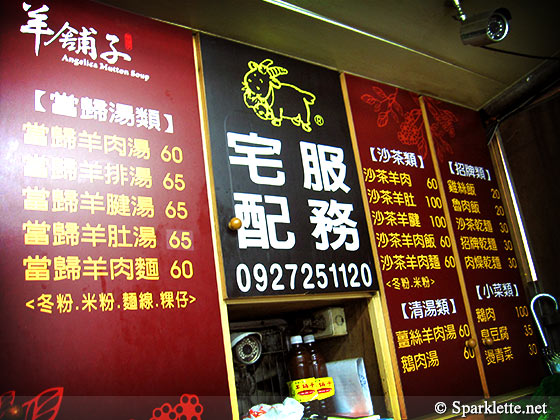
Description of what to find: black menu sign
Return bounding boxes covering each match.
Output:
[199,34,377,297]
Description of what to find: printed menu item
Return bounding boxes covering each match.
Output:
[199,35,377,297]
[0,1,231,418]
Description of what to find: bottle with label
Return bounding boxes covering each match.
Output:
[287,335,315,419]
[304,334,335,420]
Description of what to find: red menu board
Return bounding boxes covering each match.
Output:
[0,1,231,418]
[425,99,547,396]
[344,75,483,417]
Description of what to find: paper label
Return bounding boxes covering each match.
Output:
[287,377,317,402]
[316,376,335,399]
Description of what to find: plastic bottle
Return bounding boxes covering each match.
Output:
[303,334,332,420]
[288,335,314,419]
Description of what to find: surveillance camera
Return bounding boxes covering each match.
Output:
[231,332,262,365]
[460,8,512,46]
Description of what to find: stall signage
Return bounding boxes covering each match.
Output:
[427,100,546,395]
[344,75,484,417]
[199,35,377,297]
[0,1,231,418]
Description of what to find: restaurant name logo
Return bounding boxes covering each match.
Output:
[242,59,323,132]
[19,2,151,82]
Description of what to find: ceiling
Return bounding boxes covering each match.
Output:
[97,0,560,111]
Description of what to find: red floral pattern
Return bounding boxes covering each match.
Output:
[0,388,63,420]
[150,394,204,420]
[360,86,457,162]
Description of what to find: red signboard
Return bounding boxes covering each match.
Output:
[426,99,547,395]
[344,75,483,417]
[0,1,231,418]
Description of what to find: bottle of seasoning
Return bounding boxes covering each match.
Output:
[288,335,315,419]
[304,334,334,420]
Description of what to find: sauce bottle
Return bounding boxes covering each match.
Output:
[304,334,333,419]
[288,335,314,419]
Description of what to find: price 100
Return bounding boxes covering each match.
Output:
[429,215,447,229]
[425,196,442,209]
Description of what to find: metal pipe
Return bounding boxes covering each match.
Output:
[452,0,467,22]
[530,293,558,348]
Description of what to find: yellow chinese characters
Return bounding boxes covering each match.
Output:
[475,307,497,323]
[22,121,151,160]
[376,232,436,249]
[23,256,160,281]
[480,325,509,343]
[363,168,412,187]
[484,347,514,365]
[459,236,497,251]
[22,156,153,188]
[463,255,502,270]
[395,324,457,349]
[23,221,157,248]
[447,180,476,196]
[380,254,441,271]
[370,210,421,228]
[386,276,435,290]
[367,188,417,207]
[451,198,480,214]
[401,350,440,373]
[455,217,493,233]
[22,122,49,146]
[25,291,196,314]
[23,188,154,217]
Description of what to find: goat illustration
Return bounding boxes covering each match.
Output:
[242,59,317,132]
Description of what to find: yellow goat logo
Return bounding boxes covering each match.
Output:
[242,59,320,132]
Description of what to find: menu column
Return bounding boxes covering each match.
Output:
[422,97,547,396]
[344,75,484,418]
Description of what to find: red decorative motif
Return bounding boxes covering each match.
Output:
[150,394,204,420]
[360,86,403,128]
[124,33,133,50]
[0,388,63,420]
[397,108,428,159]
[360,86,457,161]
[423,97,457,163]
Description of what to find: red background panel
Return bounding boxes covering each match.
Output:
[426,99,547,395]
[0,1,231,418]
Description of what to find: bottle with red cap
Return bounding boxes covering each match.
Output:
[303,334,334,420]
[287,335,315,419]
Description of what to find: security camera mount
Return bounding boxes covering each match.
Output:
[452,0,512,46]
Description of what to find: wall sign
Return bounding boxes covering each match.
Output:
[427,100,547,396]
[0,1,231,418]
[344,75,484,417]
[199,35,377,297]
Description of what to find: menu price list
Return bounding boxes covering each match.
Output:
[425,97,547,395]
[344,75,483,417]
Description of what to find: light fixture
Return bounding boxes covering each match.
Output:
[453,0,512,46]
